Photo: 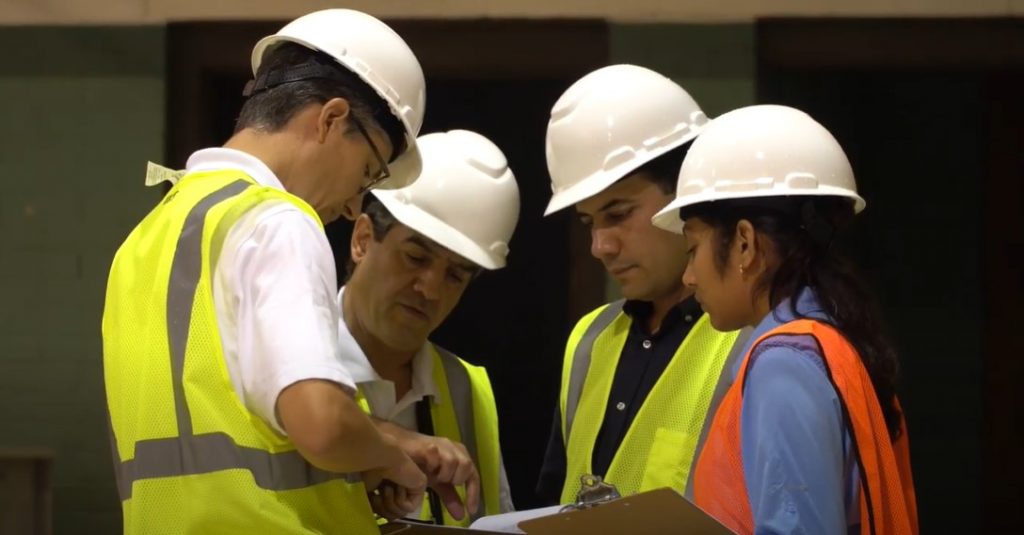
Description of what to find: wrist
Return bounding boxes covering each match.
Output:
[379,432,408,467]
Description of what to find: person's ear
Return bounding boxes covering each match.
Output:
[351,213,374,265]
[734,219,759,277]
[316,97,352,144]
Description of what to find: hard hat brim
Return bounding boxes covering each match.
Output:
[651,187,867,235]
[544,130,701,217]
[372,190,505,270]
[376,140,422,190]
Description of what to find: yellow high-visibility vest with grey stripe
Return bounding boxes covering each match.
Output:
[102,170,377,534]
[559,300,744,504]
[357,345,503,527]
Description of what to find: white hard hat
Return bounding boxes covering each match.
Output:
[544,64,709,215]
[251,9,426,188]
[652,104,866,233]
[372,130,521,270]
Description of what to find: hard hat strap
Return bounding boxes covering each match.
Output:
[243,53,347,97]
[242,50,406,158]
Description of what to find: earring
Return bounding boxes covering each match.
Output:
[739,265,745,274]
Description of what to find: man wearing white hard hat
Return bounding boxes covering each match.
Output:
[536,65,744,505]
[103,10,431,533]
[339,130,519,526]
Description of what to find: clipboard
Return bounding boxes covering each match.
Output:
[518,487,733,534]
[380,520,507,534]
[381,487,732,534]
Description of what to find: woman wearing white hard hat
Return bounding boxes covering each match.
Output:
[103,9,430,533]
[652,105,918,535]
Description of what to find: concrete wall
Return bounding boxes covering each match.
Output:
[0,26,165,532]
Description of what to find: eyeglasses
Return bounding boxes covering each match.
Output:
[352,117,391,194]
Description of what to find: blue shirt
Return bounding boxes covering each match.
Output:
[735,289,860,534]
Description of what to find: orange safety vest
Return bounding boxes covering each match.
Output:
[693,319,918,535]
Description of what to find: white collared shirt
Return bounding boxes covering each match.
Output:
[337,286,515,514]
[191,147,356,435]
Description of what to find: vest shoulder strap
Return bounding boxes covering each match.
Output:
[564,299,626,443]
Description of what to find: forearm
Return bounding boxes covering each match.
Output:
[278,379,406,473]
[373,418,417,441]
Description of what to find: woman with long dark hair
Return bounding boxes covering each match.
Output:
[651,105,918,535]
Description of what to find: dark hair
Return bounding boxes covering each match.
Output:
[344,196,399,282]
[236,43,405,158]
[629,142,691,194]
[344,195,484,283]
[682,196,903,439]
[361,195,400,242]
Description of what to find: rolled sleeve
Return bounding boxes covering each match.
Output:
[741,341,848,535]
[230,205,357,435]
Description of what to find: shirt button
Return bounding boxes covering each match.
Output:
[642,339,652,349]
[616,402,626,411]
[684,314,694,323]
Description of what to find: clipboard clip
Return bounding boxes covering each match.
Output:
[560,474,622,512]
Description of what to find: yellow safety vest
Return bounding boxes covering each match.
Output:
[357,344,504,527]
[102,170,378,534]
[558,300,742,504]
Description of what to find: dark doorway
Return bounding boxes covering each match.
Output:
[758,18,1024,533]
[408,77,591,509]
[166,19,609,510]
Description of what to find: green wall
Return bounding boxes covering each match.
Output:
[0,20,980,533]
[0,22,755,532]
[605,23,755,301]
[0,26,165,533]
[611,23,755,117]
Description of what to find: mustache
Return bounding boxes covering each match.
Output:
[397,296,437,317]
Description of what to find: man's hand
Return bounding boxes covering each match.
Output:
[363,450,427,520]
[376,421,481,520]
[367,481,420,521]
[275,382,428,518]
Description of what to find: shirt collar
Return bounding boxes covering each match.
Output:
[411,346,440,402]
[732,286,830,377]
[185,147,285,191]
[622,294,703,336]
[337,286,440,402]
[337,286,378,383]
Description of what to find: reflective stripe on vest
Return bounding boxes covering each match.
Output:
[563,300,625,442]
[106,171,377,533]
[427,345,503,525]
[106,177,360,503]
[354,343,503,527]
[693,320,919,535]
[559,301,740,503]
[113,431,357,500]
[435,346,479,486]
[683,325,753,500]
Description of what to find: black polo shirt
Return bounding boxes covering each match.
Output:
[535,296,703,505]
